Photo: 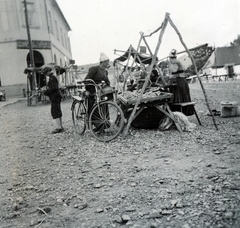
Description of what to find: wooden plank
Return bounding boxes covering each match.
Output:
[173,102,196,107]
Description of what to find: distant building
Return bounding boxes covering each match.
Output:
[202,45,240,77]
[0,0,72,96]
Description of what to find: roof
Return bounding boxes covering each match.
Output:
[202,45,240,69]
[113,46,158,66]
[53,0,71,31]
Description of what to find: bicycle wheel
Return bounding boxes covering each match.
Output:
[72,101,86,135]
[89,101,125,142]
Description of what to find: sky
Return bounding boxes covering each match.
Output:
[56,0,240,65]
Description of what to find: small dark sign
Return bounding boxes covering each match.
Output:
[69,59,75,64]
[17,40,51,49]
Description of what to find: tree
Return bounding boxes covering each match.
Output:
[230,35,240,46]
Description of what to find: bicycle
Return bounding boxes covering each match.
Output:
[71,79,125,142]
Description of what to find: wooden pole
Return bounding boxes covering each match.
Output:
[123,13,170,137]
[141,32,153,55]
[122,45,134,91]
[167,16,218,130]
[23,0,36,88]
[141,32,167,86]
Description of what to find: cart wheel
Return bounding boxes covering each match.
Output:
[72,101,86,135]
[89,101,125,142]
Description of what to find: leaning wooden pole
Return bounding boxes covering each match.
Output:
[123,13,170,137]
[122,45,134,91]
[142,33,167,85]
[24,0,36,88]
[168,16,218,130]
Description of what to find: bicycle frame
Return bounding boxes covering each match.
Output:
[72,79,125,141]
[72,79,106,128]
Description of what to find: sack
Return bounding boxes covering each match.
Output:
[158,112,196,131]
[173,111,196,131]
[101,86,114,101]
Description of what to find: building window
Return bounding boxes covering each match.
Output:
[60,28,64,46]
[55,20,59,40]
[22,1,38,27]
[54,54,57,64]
[48,11,53,33]
[65,34,68,50]
[66,35,70,51]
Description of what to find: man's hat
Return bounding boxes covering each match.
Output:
[99,52,109,62]
[41,63,59,74]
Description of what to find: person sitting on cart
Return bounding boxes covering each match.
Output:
[150,65,159,87]
[84,52,111,113]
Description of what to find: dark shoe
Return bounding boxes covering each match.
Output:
[52,128,64,134]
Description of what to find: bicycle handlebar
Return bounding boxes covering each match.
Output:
[77,79,106,90]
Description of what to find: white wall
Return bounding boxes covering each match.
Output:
[234,65,240,74]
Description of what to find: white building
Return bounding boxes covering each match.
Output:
[0,0,72,96]
[202,45,240,78]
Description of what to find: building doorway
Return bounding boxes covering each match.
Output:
[26,50,46,88]
[227,65,234,78]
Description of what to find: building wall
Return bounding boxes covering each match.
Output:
[234,65,240,74]
[0,0,72,97]
[205,65,240,77]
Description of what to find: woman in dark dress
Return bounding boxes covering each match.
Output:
[167,49,194,115]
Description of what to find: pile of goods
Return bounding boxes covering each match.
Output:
[118,88,172,105]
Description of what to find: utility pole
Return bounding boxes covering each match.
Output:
[23,0,36,88]
[214,44,217,78]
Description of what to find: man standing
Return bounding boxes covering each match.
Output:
[42,64,64,134]
[84,52,110,112]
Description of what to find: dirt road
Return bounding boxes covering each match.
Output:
[0,80,240,228]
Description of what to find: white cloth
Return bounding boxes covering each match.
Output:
[158,111,196,132]
[173,111,196,132]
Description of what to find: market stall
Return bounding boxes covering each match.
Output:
[118,88,183,132]
[112,12,218,136]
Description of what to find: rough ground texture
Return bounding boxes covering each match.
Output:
[0,80,240,228]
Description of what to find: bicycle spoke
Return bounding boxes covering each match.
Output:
[89,101,125,142]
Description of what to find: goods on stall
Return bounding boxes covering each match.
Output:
[118,89,173,129]
[118,88,172,105]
